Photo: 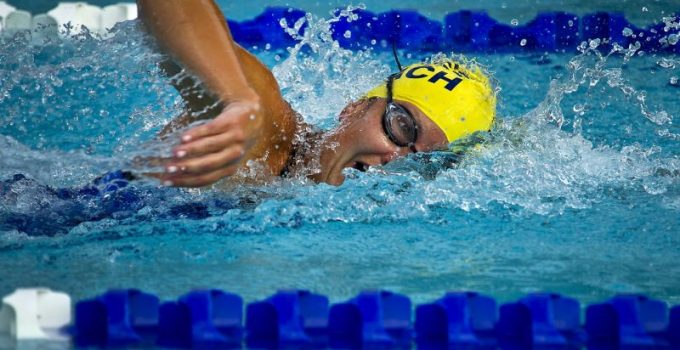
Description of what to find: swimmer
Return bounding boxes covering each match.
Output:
[137,0,496,187]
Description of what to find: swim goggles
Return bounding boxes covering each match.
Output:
[382,73,419,151]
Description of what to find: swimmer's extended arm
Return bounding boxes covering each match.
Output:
[138,0,293,187]
[138,0,258,107]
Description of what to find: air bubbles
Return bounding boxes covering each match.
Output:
[568,20,574,27]
[520,38,527,47]
[642,6,649,12]
[670,76,679,86]
[343,30,352,39]
[511,19,519,26]
[622,27,634,37]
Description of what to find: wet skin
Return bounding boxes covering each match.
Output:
[314,98,449,185]
[138,0,448,187]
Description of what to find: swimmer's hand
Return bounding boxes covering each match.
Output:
[159,96,263,187]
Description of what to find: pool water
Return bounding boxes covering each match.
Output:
[0,5,679,311]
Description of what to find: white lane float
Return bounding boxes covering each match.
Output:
[0,288,71,340]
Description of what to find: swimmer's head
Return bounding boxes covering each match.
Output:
[313,59,496,185]
[365,59,496,146]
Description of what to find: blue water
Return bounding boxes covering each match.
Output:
[0,6,679,312]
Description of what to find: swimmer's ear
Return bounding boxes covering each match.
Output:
[338,98,376,123]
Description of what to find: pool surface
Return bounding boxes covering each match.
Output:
[0,0,679,324]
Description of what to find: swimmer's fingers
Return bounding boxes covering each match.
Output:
[180,100,260,143]
[166,145,244,176]
[172,128,245,159]
[159,165,240,188]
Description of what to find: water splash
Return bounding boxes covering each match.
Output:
[0,8,678,237]
[0,21,181,171]
[0,8,679,308]
[272,5,391,126]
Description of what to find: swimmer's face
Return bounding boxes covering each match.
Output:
[314,98,449,185]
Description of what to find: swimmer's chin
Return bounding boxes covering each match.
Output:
[307,168,344,186]
[325,172,346,186]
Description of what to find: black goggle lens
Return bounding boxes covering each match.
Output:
[384,103,417,147]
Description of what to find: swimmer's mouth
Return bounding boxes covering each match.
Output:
[350,161,369,172]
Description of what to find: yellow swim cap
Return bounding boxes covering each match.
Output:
[365,60,496,145]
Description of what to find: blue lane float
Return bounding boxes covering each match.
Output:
[246,290,329,348]
[73,289,159,347]
[497,293,585,347]
[415,291,497,347]
[444,11,497,52]
[157,290,243,348]
[229,7,307,49]
[585,294,671,348]
[328,290,413,348]
[226,7,680,54]
[331,9,384,50]
[670,306,680,346]
[69,289,680,349]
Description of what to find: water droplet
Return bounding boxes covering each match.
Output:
[265,43,271,50]
[670,76,679,85]
[568,20,574,27]
[520,38,527,46]
[589,38,601,49]
[622,27,634,37]
[642,6,648,12]
[668,33,679,45]
[657,58,676,68]
[511,19,519,26]
[279,18,288,28]
[370,39,377,45]
[572,103,585,114]
[343,30,352,39]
